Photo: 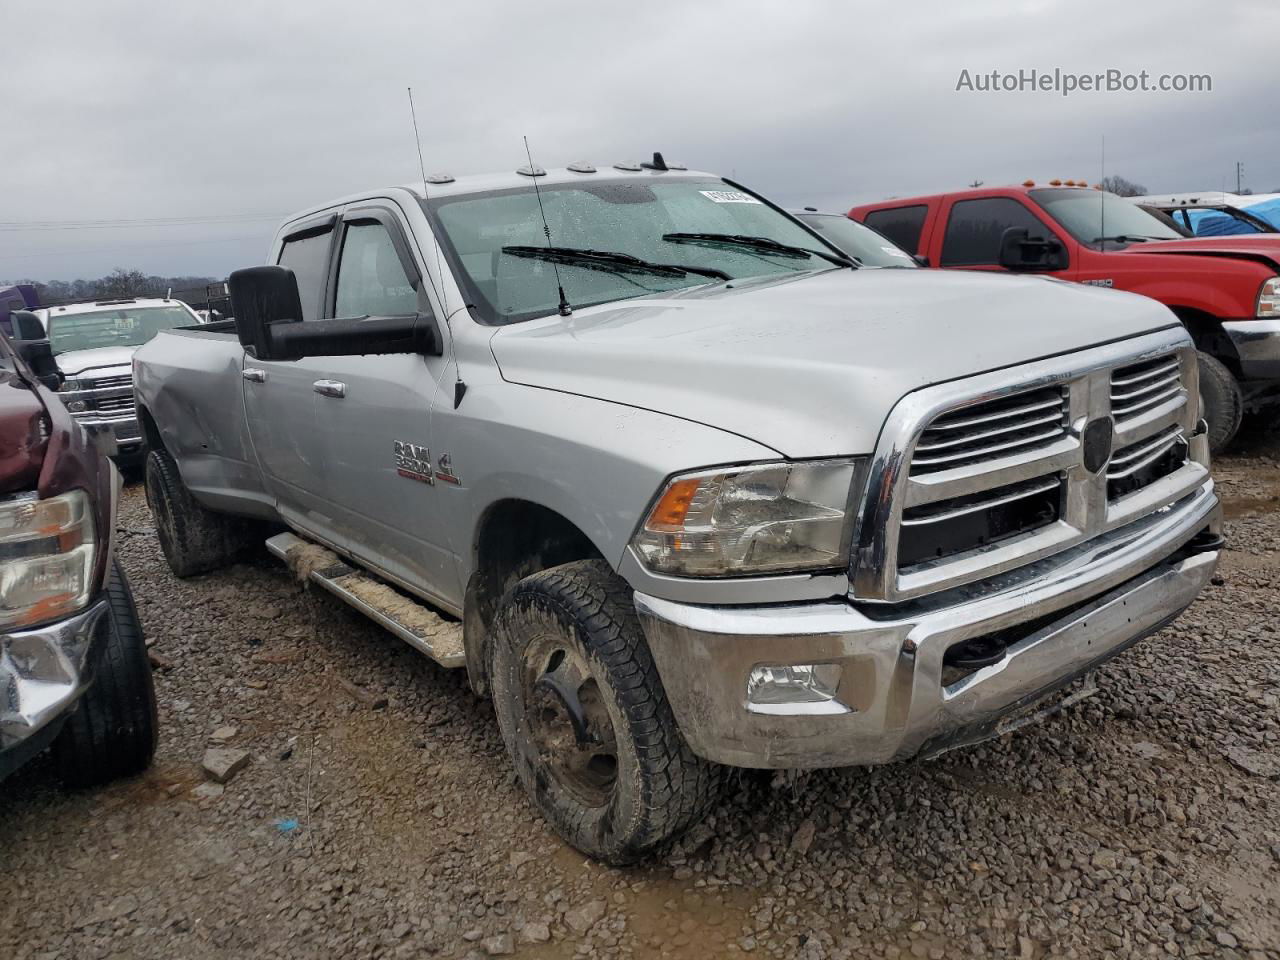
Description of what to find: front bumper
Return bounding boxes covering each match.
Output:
[0,600,108,773]
[1222,319,1280,380]
[636,485,1220,769]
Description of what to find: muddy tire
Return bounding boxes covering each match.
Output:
[53,560,157,787]
[144,448,255,577]
[489,559,721,864]
[1197,352,1244,455]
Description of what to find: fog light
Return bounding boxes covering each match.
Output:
[66,400,87,412]
[746,663,847,715]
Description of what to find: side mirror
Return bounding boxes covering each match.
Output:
[228,265,442,361]
[998,227,1067,272]
[9,310,63,390]
[10,310,45,341]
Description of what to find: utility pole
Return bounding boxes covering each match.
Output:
[1236,161,1244,194]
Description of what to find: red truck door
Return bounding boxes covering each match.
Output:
[926,194,1078,280]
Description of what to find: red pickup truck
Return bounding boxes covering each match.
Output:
[850,183,1280,450]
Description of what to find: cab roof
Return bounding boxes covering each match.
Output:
[37,297,189,317]
[279,164,722,229]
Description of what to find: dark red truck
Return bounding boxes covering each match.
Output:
[850,183,1280,450]
[0,313,156,784]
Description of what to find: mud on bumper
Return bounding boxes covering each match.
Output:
[636,486,1221,769]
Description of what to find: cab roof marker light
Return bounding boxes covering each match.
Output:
[613,161,642,172]
[516,165,547,178]
[567,162,596,174]
[425,173,455,184]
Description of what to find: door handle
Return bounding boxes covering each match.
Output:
[242,368,267,383]
[313,379,347,399]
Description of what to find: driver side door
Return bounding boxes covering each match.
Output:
[311,203,457,606]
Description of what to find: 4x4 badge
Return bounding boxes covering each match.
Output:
[435,452,461,486]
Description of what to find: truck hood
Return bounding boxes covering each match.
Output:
[0,371,49,493]
[490,269,1180,457]
[1122,236,1280,271]
[54,345,137,378]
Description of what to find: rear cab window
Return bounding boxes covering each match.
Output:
[862,205,928,254]
[277,225,335,321]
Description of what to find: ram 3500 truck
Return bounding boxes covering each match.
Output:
[134,164,1222,863]
[850,181,1280,452]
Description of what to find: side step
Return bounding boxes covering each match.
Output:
[266,532,465,668]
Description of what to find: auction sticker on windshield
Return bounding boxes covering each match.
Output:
[700,190,761,204]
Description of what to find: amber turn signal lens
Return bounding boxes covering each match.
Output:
[646,477,702,530]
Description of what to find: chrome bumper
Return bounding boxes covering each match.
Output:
[636,486,1220,769]
[0,600,108,754]
[1223,319,1280,380]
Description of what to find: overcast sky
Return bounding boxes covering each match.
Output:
[4,0,1278,282]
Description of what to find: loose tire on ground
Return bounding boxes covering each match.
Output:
[1197,352,1244,455]
[144,448,257,577]
[53,559,158,787]
[489,559,721,864]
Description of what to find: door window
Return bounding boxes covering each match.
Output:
[277,227,333,322]
[940,197,1056,267]
[334,222,419,318]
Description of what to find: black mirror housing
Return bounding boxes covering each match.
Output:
[229,265,303,358]
[10,310,45,341]
[228,264,443,362]
[270,315,442,361]
[998,227,1067,272]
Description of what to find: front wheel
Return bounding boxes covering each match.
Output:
[53,560,158,786]
[489,560,721,864]
[1197,352,1244,455]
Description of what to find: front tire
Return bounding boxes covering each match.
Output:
[489,560,721,864]
[53,560,158,787]
[1197,352,1243,454]
[144,448,257,577]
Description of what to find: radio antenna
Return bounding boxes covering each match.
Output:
[407,87,428,198]
[409,86,468,406]
[523,135,572,317]
[1099,134,1106,244]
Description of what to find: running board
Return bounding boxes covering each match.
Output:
[265,532,465,668]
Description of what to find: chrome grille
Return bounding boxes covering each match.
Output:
[1108,425,1187,501]
[1110,356,1182,421]
[910,387,1068,476]
[94,394,135,414]
[852,330,1211,604]
[84,374,132,390]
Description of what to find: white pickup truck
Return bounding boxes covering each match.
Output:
[133,161,1222,862]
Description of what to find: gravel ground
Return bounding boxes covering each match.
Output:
[3,425,1278,960]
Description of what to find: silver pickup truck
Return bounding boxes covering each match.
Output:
[133,162,1222,863]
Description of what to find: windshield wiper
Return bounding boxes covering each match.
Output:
[501,245,731,282]
[662,232,854,268]
[1092,234,1165,244]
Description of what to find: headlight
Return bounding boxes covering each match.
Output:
[632,459,866,577]
[59,378,82,393]
[1258,277,1280,317]
[0,490,97,630]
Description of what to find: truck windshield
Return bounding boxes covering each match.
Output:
[47,305,194,356]
[424,178,847,324]
[1030,188,1184,247]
